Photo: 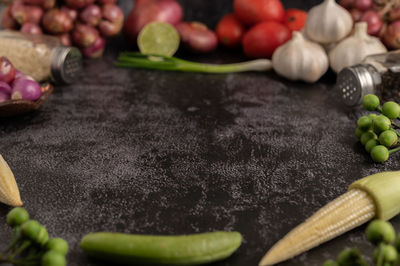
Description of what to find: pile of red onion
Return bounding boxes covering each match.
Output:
[340,0,400,49]
[0,56,42,103]
[1,0,124,58]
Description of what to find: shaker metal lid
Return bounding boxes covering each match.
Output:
[336,65,376,106]
[51,46,82,84]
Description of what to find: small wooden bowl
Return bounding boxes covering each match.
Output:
[0,84,53,118]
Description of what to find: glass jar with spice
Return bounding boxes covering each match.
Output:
[337,50,400,106]
[0,30,82,84]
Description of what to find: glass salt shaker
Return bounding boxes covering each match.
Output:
[0,30,82,84]
[337,50,400,106]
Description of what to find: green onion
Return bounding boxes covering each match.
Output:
[115,52,272,74]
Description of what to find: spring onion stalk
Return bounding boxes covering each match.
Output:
[115,52,272,73]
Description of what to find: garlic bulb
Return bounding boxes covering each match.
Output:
[305,0,353,44]
[272,32,329,83]
[329,22,387,73]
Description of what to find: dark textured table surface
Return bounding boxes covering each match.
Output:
[1,0,400,265]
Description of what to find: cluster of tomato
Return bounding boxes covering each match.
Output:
[215,0,307,59]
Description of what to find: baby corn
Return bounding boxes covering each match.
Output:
[259,171,400,266]
[0,155,22,207]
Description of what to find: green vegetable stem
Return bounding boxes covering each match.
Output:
[80,231,242,265]
[115,52,272,74]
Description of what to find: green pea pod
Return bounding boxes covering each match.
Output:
[80,231,242,265]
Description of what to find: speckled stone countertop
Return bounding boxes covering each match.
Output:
[0,1,399,266]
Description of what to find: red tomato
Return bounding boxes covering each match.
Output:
[283,9,307,32]
[242,21,291,58]
[216,13,246,48]
[233,0,285,25]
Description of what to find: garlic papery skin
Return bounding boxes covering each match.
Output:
[272,32,329,83]
[305,0,353,44]
[329,22,387,73]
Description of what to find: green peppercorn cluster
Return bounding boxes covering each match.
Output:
[356,94,400,163]
[0,207,68,266]
[323,219,400,266]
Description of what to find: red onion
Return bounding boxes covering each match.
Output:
[102,4,123,23]
[42,9,73,34]
[339,0,354,9]
[176,22,218,54]
[98,4,124,37]
[0,82,12,94]
[80,5,102,26]
[26,6,44,24]
[389,7,400,22]
[0,91,10,103]
[81,37,106,58]
[72,24,99,47]
[124,0,183,42]
[58,33,72,46]
[60,7,78,21]
[42,0,56,10]
[23,0,44,4]
[0,57,16,84]
[1,6,18,30]
[11,78,42,101]
[384,21,400,49]
[10,0,28,25]
[21,22,43,35]
[97,0,116,4]
[14,70,33,80]
[354,0,373,11]
[99,20,123,37]
[65,0,94,10]
[350,8,363,22]
[361,11,383,36]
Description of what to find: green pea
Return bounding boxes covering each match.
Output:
[382,101,400,119]
[373,247,379,263]
[6,207,29,227]
[361,131,378,145]
[383,244,398,262]
[80,231,242,265]
[370,145,390,163]
[47,238,69,256]
[356,128,364,139]
[337,248,366,266]
[366,220,396,245]
[41,250,66,266]
[365,139,379,153]
[362,94,380,111]
[21,220,41,241]
[368,113,378,120]
[357,116,372,131]
[379,130,398,148]
[373,115,391,134]
[322,260,338,266]
[37,226,49,246]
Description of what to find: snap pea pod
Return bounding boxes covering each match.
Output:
[80,231,242,265]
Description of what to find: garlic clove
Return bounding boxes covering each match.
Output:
[272,31,329,83]
[329,22,387,73]
[0,155,22,207]
[305,0,353,44]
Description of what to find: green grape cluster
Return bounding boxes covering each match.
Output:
[356,94,400,163]
[0,207,68,266]
[323,219,400,266]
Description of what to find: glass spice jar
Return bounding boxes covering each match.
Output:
[337,50,400,106]
[0,30,82,84]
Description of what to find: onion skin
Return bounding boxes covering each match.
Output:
[176,22,218,54]
[21,22,43,35]
[123,0,183,42]
[80,4,102,26]
[43,9,73,34]
[60,7,78,21]
[58,33,72,46]
[0,57,16,84]
[361,11,383,36]
[384,21,400,49]
[72,24,99,47]
[11,78,42,101]
[0,81,12,94]
[0,91,10,103]
[1,6,18,30]
[81,36,106,58]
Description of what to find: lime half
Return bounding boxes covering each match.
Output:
[137,22,180,57]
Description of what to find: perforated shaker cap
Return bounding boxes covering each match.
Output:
[50,46,82,84]
[336,65,376,106]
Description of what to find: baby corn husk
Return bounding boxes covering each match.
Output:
[0,155,22,207]
[259,171,400,266]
